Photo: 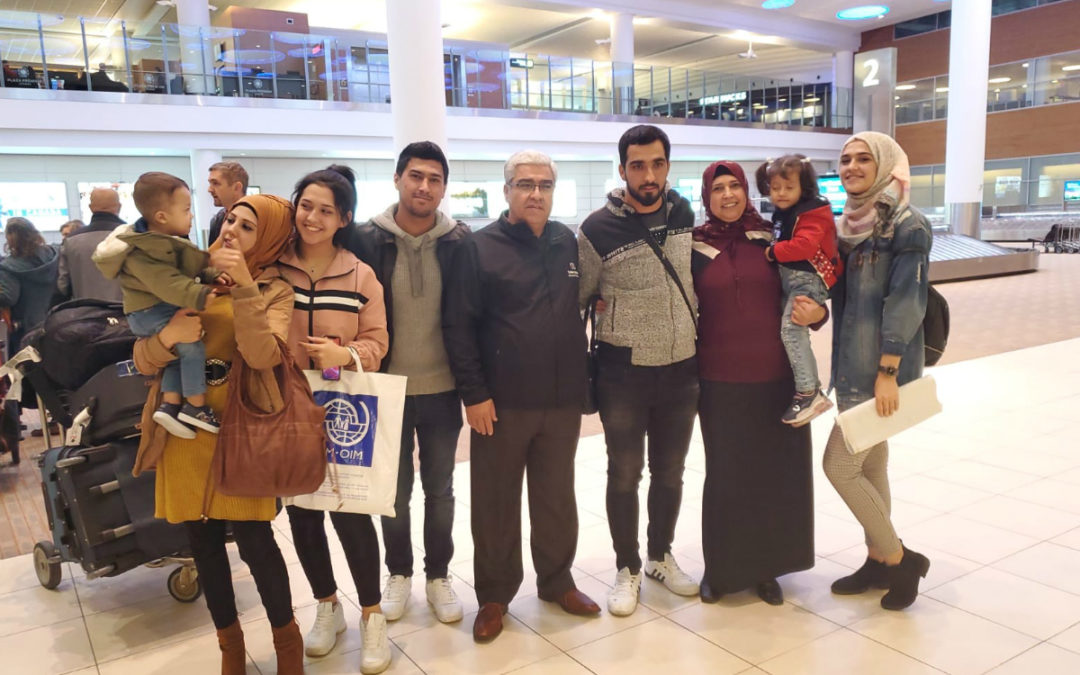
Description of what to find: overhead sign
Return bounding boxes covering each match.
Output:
[510,57,534,69]
[853,47,897,135]
[700,91,747,106]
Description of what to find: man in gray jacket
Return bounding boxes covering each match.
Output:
[54,187,124,303]
[578,125,700,617]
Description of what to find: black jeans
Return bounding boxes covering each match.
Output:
[380,391,462,580]
[287,505,382,607]
[597,352,699,573]
[185,519,293,629]
[470,406,581,606]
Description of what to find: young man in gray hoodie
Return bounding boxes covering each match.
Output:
[345,142,471,625]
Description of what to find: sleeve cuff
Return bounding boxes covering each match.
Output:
[881,338,907,355]
[461,388,492,407]
[230,283,261,300]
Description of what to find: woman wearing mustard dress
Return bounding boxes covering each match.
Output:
[132,194,302,675]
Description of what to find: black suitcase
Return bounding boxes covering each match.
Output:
[38,439,189,579]
[65,360,152,445]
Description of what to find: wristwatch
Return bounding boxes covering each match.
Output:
[877,364,899,377]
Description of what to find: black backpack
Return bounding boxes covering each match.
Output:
[923,285,949,367]
[22,299,136,391]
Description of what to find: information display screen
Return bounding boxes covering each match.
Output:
[0,182,70,231]
[1064,179,1080,202]
[817,175,847,214]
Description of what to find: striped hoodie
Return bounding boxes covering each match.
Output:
[276,244,389,373]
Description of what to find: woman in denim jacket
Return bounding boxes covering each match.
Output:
[823,132,932,611]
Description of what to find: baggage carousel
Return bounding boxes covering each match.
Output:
[929,233,1039,282]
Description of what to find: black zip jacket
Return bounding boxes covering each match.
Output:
[344,217,470,374]
[443,214,586,410]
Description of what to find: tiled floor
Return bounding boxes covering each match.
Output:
[2,337,1079,674]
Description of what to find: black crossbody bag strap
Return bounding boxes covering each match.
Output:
[638,225,697,330]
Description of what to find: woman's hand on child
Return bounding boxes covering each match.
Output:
[159,309,203,348]
[210,249,254,287]
[790,296,826,326]
[299,336,353,370]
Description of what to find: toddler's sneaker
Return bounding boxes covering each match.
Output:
[178,403,221,434]
[781,389,833,427]
[152,402,197,439]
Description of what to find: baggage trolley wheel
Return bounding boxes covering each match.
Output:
[168,565,202,603]
[33,541,63,590]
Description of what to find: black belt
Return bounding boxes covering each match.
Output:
[206,359,231,386]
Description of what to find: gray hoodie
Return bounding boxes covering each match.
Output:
[372,205,457,395]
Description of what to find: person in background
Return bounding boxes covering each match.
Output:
[55,187,125,304]
[59,220,84,239]
[346,141,469,626]
[445,149,600,644]
[207,161,249,247]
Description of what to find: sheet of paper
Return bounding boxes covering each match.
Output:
[836,376,943,454]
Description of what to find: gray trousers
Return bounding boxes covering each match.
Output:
[822,424,902,556]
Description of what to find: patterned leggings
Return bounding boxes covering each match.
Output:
[822,424,902,556]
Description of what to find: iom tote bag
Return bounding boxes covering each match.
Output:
[287,354,407,516]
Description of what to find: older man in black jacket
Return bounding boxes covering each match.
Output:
[54,187,125,304]
[444,149,599,643]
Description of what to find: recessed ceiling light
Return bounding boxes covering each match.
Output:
[936,87,948,93]
[988,77,1011,84]
[894,95,900,100]
[753,103,767,108]
[777,97,786,101]
[836,5,890,20]
[1022,63,1029,68]
[1063,65,1080,72]
[761,0,795,8]
[895,84,916,90]
[1052,79,1060,83]
[804,96,820,102]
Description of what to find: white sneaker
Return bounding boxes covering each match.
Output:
[304,600,346,657]
[644,552,699,597]
[425,576,464,623]
[360,613,391,674]
[381,574,411,621]
[607,567,642,617]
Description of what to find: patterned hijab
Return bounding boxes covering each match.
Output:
[209,194,295,278]
[836,131,911,249]
[693,161,771,247]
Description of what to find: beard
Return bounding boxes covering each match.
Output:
[627,183,661,207]
[400,197,437,219]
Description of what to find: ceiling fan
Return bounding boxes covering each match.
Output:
[738,41,758,59]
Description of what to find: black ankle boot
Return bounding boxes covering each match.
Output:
[881,546,931,611]
[831,557,890,595]
[699,580,722,604]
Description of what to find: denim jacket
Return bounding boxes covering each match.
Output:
[829,207,932,410]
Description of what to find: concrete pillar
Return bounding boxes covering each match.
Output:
[832,50,854,127]
[609,13,634,114]
[175,0,214,94]
[944,0,992,238]
[385,0,448,158]
[189,149,221,249]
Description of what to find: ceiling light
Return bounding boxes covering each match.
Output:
[895,84,916,90]
[804,96,820,102]
[633,17,652,25]
[777,97,786,101]
[836,5,890,20]
[1022,84,1028,88]
[988,77,1011,83]
[1063,65,1080,72]
[1022,63,1029,68]
[753,103,767,108]
[894,95,900,100]
[761,0,795,8]
[936,87,948,93]
[1052,79,1060,83]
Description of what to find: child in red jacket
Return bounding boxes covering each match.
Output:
[755,155,843,427]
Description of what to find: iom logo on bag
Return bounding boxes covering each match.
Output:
[312,392,378,468]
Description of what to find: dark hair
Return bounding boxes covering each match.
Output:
[292,164,357,247]
[395,141,449,181]
[209,161,249,191]
[133,171,189,220]
[618,124,671,166]
[4,217,46,259]
[754,154,820,200]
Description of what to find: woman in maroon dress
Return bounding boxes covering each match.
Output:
[692,161,826,605]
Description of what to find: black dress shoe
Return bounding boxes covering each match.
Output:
[756,579,783,606]
[699,580,722,604]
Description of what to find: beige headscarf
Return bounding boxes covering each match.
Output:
[836,131,911,250]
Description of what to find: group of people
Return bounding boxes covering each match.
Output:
[0,123,934,674]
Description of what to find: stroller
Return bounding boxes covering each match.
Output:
[4,299,201,603]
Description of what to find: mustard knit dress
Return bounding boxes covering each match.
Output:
[154,295,277,523]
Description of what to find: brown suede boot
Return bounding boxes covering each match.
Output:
[271,617,305,675]
[216,621,247,675]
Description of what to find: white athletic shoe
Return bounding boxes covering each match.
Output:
[644,552,699,596]
[304,600,346,657]
[425,576,464,623]
[360,613,391,674]
[381,574,412,621]
[607,567,642,617]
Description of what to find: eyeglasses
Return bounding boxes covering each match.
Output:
[508,180,555,194]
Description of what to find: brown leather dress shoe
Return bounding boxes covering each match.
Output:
[540,588,601,616]
[473,602,507,643]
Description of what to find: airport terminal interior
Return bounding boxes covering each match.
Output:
[2,0,1080,673]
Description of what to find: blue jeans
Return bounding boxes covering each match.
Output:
[379,390,463,579]
[127,302,206,398]
[779,266,829,394]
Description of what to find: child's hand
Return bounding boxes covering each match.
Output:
[210,249,253,287]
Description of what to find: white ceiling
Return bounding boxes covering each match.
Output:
[1,0,953,83]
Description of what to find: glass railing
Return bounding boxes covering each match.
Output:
[895,49,1080,125]
[0,12,853,129]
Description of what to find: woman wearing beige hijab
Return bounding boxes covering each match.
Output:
[824,132,933,611]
